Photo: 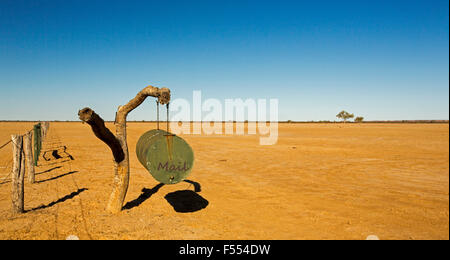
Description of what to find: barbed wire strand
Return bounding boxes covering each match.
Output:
[0,140,12,150]
[0,157,13,183]
[0,129,33,184]
[0,129,33,151]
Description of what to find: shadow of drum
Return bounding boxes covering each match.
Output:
[164,190,209,213]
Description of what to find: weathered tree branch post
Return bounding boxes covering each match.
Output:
[24,131,35,184]
[44,122,49,138]
[78,85,170,213]
[11,135,25,213]
[40,121,49,141]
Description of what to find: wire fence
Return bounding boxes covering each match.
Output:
[0,136,21,185]
[0,138,21,185]
[0,158,13,184]
[0,122,49,186]
[0,140,12,151]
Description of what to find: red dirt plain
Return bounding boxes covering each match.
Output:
[0,122,448,240]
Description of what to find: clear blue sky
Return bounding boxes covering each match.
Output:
[0,0,448,121]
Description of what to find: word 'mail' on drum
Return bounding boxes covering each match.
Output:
[136,129,194,184]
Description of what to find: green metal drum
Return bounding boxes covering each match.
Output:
[136,129,194,184]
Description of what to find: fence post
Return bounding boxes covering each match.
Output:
[43,121,50,140]
[11,134,25,213]
[44,121,50,137]
[24,131,35,184]
[41,122,46,141]
[33,123,41,166]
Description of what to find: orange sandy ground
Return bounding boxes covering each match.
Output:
[0,122,448,240]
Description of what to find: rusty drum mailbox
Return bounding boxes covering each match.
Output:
[136,129,194,184]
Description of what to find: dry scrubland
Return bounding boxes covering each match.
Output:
[0,122,448,240]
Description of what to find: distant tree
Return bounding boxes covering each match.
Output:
[336,110,354,123]
[354,116,364,123]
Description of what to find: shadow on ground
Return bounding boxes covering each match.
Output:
[35,166,62,175]
[122,183,165,210]
[164,190,209,213]
[43,146,74,162]
[123,180,209,213]
[27,188,88,212]
[36,171,78,184]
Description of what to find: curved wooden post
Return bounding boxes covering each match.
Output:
[78,85,170,213]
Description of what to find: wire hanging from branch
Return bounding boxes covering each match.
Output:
[156,100,160,130]
[166,103,170,133]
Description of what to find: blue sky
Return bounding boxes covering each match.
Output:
[0,0,448,121]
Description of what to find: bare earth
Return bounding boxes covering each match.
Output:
[0,122,448,240]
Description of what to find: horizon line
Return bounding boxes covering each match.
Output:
[0,120,448,124]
